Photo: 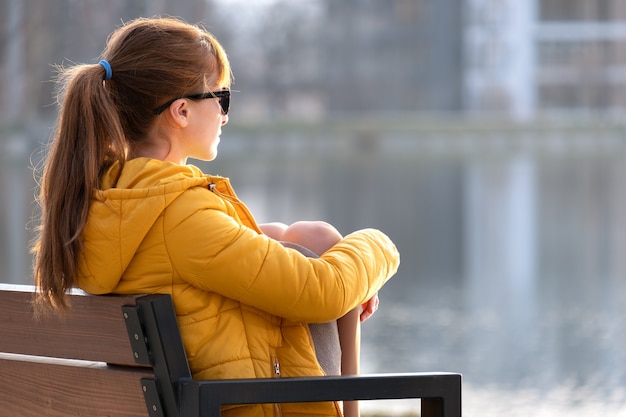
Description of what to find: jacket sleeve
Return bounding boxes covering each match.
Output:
[164,188,400,323]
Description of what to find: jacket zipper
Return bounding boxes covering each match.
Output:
[209,182,263,233]
[209,183,239,203]
[272,356,282,417]
[272,357,281,378]
[210,181,284,416]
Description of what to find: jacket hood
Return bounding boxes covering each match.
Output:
[77,158,212,294]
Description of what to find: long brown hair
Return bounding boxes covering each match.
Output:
[33,17,232,309]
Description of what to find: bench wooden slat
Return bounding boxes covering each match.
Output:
[0,284,142,366]
[0,357,153,417]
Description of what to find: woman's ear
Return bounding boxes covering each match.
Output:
[166,99,190,128]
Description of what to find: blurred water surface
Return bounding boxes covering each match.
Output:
[3,120,626,416]
[205,121,626,417]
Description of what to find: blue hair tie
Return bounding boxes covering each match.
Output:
[99,60,112,81]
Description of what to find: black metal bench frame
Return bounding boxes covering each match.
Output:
[129,294,462,417]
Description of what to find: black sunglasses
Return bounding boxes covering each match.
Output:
[153,89,230,115]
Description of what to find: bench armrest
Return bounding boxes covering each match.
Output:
[179,372,462,417]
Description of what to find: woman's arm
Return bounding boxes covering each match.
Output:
[166,205,399,323]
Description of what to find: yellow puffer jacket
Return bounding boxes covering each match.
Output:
[77,158,400,417]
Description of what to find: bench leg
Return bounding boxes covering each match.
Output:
[421,398,442,417]
[422,397,463,417]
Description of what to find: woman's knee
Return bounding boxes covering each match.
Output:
[282,221,342,255]
[284,221,342,242]
[259,222,289,240]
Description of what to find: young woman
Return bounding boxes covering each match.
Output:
[33,17,399,417]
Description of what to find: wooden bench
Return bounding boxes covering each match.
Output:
[0,283,462,417]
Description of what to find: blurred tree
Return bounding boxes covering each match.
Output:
[0,0,213,126]
[1,0,25,125]
[212,0,464,120]
[322,0,464,114]
[211,1,325,121]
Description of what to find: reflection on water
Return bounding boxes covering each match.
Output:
[204,127,626,417]
[4,123,626,416]
[362,276,626,416]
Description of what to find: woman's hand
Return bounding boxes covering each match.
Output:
[360,293,380,322]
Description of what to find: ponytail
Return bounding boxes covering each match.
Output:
[34,62,126,310]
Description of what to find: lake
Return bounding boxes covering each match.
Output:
[209,120,626,416]
[3,118,626,416]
